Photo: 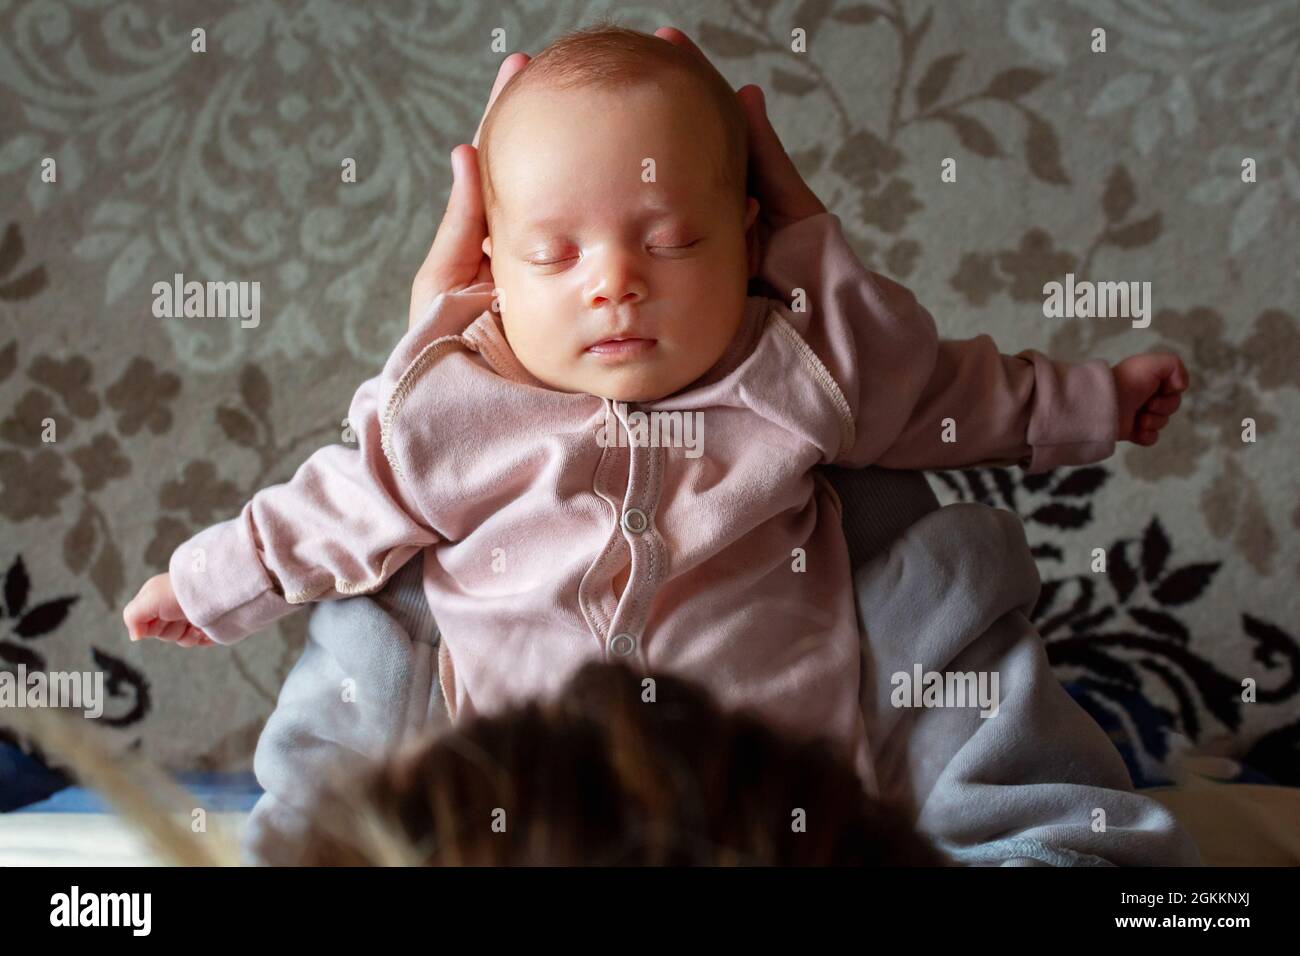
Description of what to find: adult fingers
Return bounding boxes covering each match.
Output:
[654,26,710,65]
[472,52,530,149]
[737,83,826,226]
[410,53,529,328]
[657,26,825,227]
[411,145,489,326]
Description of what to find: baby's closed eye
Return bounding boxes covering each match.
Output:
[523,236,705,268]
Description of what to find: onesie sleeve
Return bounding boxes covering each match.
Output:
[166,288,491,645]
[755,213,1118,473]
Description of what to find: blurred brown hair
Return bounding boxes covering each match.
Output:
[298,660,947,866]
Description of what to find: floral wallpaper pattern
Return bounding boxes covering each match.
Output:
[0,0,1296,783]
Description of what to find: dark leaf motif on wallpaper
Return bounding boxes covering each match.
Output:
[932,463,1110,537]
[89,536,125,609]
[830,128,925,235]
[0,341,163,608]
[701,0,838,60]
[0,223,48,301]
[1035,517,1299,764]
[707,5,1067,243]
[771,67,819,96]
[69,434,130,493]
[697,22,766,58]
[948,164,1162,307]
[793,0,835,32]
[0,389,66,446]
[104,357,181,437]
[0,449,72,523]
[833,4,880,24]
[916,52,964,112]
[30,355,101,420]
[158,461,244,526]
[4,553,29,617]
[1101,166,1162,248]
[0,640,43,669]
[1241,614,1300,704]
[983,68,1048,101]
[1023,113,1069,186]
[59,499,126,608]
[146,460,236,572]
[936,466,1300,770]
[91,646,151,727]
[934,109,1000,158]
[884,239,920,278]
[0,553,150,729]
[147,362,333,569]
[145,515,193,569]
[908,50,1061,182]
[1,357,106,447]
[215,363,272,446]
[4,556,79,640]
[1,559,51,669]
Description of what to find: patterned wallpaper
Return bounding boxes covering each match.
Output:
[0,0,1297,784]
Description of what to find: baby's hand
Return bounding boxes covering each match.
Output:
[123,573,215,647]
[1112,353,1190,446]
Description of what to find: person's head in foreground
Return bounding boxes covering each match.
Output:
[475,23,762,404]
[298,660,947,866]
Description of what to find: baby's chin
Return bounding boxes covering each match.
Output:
[595,380,677,403]
[581,368,678,403]
[547,361,697,404]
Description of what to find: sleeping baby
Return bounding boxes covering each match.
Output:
[123,27,1188,798]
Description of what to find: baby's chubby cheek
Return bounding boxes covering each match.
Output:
[499,296,744,403]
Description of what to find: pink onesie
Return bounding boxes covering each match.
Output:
[168,212,1119,793]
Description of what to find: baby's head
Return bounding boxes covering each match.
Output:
[477,25,760,402]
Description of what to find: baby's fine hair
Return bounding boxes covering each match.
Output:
[297,660,947,866]
[476,21,750,218]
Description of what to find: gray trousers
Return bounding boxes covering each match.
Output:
[243,467,1200,866]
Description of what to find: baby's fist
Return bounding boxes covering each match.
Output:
[123,573,214,647]
[1112,352,1189,446]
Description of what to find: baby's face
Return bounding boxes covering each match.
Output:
[483,79,759,402]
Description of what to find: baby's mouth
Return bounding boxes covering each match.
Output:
[585,336,658,357]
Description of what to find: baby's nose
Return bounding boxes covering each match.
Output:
[587,253,648,307]
[591,287,644,307]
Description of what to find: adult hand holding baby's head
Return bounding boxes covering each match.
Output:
[409,52,530,329]
[410,27,828,328]
[654,27,827,275]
